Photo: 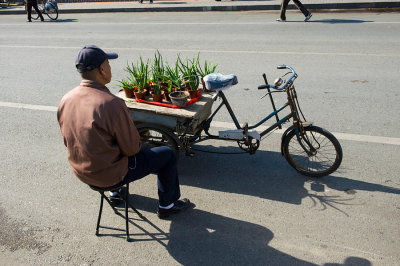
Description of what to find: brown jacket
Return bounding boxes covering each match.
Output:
[57,80,140,187]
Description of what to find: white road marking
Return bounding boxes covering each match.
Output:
[0,45,397,57]
[0,101,58,112]
[1,101,399,146]
[2,21,400,26]
[211,121,400,146]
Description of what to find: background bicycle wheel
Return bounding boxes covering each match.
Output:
[45,3,58,20]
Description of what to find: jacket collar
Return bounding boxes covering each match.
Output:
[80,79,110,93]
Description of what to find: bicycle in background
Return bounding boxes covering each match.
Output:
[1,0,10,8]
[28,0,58,20]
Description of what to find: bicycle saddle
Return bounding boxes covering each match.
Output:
[203,73,238,91]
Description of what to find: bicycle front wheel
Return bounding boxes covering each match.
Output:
[282,126,342,177]
[45,3,58,20]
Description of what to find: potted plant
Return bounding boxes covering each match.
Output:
[176,54,202,98]
[151,50,169,101]
[196,55,218,92]
[169,91,189,107]
[151,70,164,103]
[117,78,136,98]
[165,62,184,92]
[151,83,163,102]
[125,57,150,100]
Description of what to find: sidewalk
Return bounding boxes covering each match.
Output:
[1,0,400,15]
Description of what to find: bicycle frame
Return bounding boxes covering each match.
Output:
[193,85,300,143]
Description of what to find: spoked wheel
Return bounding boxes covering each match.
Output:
[137,125,180,160]
[282,126,342,177]
[45,4,58,20]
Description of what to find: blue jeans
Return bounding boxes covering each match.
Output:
[106,146,181,207]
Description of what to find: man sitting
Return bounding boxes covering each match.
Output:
[57,45,190,219]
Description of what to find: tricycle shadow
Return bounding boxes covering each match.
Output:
[179,146,311,205]
[178,145,400,207]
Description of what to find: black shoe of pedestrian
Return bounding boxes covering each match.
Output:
[157,198,191,219]
[305,13,312,22]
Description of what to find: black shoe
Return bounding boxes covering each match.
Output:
[304,13,312,22]
[109,195,122,207]
[157,198,191,219]
[109,187,126,207]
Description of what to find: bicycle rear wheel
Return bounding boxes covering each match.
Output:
[45,3,58,20]
[137,125,179,160]
[282,126,342,177]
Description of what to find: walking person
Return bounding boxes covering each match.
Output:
[26,0,44,22]
[277,0,312,22]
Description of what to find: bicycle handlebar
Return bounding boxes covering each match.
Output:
[258,65,296,91]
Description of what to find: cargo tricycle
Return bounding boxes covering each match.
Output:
[117,65,343,177]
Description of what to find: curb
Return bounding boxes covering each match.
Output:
[1,2,400,14]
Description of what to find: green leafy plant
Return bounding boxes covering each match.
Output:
[125,57,150,91]
[152,50,165,80]
[165,60,184,91]
[177,54,199,91]
[152,83,162,95]
[151,50,169,95]
[196,54,218,78]
[116,78,135,89]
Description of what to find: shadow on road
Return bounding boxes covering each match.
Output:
[130,195,317,265]
[178,145,400,208]
[50,19,78,23]
[91,145,384,265]
[309,19,374,24]
[120,195,372,265]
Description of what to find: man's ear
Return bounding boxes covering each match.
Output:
[98,63,105,76]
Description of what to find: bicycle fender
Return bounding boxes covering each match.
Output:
[280,124,313,156]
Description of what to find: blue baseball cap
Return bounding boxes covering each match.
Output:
[75,45,118,73]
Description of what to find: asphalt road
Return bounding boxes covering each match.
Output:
[0,11,399,265]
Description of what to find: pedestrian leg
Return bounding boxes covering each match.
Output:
[27,2,32,21]
[292,0,310,17]
[33,2,44,21]
[279,0,291,20]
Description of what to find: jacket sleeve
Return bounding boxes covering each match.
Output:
[110,98,141,156]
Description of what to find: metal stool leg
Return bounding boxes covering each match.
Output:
[125,183,130,241]
[90,183,142,241]
[95,193,104,236]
